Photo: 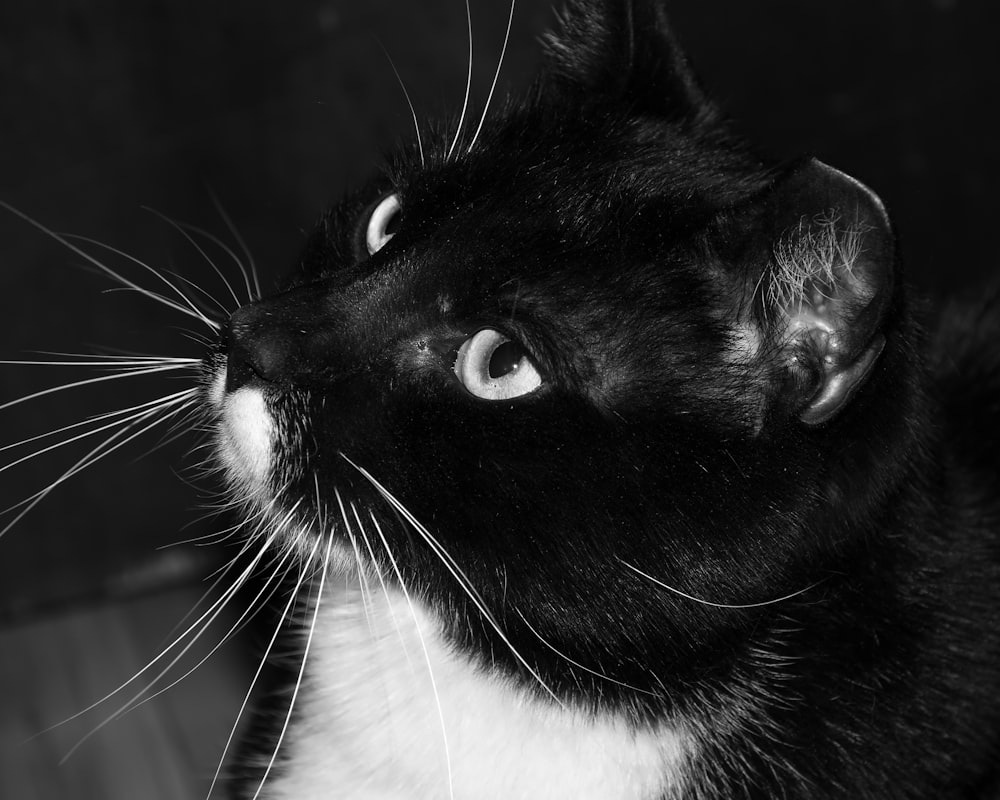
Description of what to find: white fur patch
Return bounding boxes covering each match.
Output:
[209,368,227,410]
[219,384,273,491]
[261,578,693,800]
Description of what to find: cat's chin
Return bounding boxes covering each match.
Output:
[259,574,693,800]
[212,368,274,495]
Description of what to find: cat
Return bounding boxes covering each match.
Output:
[6,0,997,797]
[209,0,1000,798]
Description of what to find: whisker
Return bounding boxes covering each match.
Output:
[181,328,217,350]
[377,39,426,168]
[134,402,209,461]
[180,217,258,306]
[198,494,299,581]
[0,389,195,476]
[367,512,455,800]
[103,541,298,727]
[617,558,824,610]
[512,608,655,696]
[0,360,196,414]
[0,388,196,455]
[446,0,474,160]
[144,207,244,312]
[168,486,291,550]
[207,189,262,301]
[249,534,330,800]
[332,487,377,640]
[40,527,282,745]
[162,269,233,319]
[0,394,197,539]
[349,501,415,671]
[0,355,200,367]
[342,453,563,707]
[60,548,281,763]
[204,551,306,800]
[468,0,516,153]
[57,231,220,331]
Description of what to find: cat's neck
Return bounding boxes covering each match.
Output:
[260,569,693,800]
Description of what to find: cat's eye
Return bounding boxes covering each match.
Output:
[366,193,401,255]
[453,328,543,401]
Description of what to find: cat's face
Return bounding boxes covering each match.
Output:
[207,0,899,711]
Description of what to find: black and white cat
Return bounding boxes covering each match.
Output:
[160,0,1000,797]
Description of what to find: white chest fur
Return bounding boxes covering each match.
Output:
[260,576,693,800]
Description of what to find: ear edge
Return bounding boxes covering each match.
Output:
[541,0,717,120]
[728,158,895,425]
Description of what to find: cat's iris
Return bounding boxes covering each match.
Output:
[453,328,542,401]
[366,192,401,255]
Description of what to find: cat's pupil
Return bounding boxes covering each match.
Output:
[488,340,525,379]
[384,210,401,236]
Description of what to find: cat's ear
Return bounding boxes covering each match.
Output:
[741,159,895,426]
[542,0,715,119]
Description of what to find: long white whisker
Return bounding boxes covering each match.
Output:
[368,512,455,800]
[446,0,474,160]
[106,541,299,724]
[42,527,281,745]
[0,362,195,414]
[204,555,301,799]
[0,356,200,367]
[144,207,244,311]
[53,230,220,331]
[342,453,562,707]
[0,203,195,319]
[179,217,257,306]
[59,545,279,763]
[208,189,262,301]
[168,486,291,551]
[205,536,313,799]
[0,394,197,538]
[468,0,516,153]
[163,269,233,319]
[0,389,195,469]
[134,401,209,461]
[333,488,377,640]
[618,558,823,610]
[157,539,267,641]
[512,608,655,695]
[349,501,414,671]
[0,388,196,455]
[250,534,331,800]
[377,40,426,168]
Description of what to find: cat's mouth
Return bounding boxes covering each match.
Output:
[209,363,274,499]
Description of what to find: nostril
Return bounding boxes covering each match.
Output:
[221,292,320,393]
[222,312,265,393]
[254,335,293,383]
[225,338,262,393]
[224,321,295,393]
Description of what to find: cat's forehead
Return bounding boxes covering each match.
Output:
[395,102,767,234]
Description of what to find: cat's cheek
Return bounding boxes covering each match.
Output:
[217,383,274,494]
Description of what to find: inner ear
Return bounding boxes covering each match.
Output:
[749,159,895,425]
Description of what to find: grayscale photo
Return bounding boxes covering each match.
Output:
[1,1,997,798]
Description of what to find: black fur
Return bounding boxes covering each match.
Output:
[220,1,1000,796]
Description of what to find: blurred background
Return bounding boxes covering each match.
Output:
[0,0,996,797]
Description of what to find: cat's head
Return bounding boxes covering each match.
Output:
[207,0,906,710]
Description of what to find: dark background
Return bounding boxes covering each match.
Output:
[0,0,997,614]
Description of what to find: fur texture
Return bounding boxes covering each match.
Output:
[210,2,1000,797]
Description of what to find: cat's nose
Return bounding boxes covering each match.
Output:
[221,307,297,393]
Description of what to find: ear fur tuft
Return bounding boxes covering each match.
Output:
[728,159,895,425]
[769,211,869,314]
